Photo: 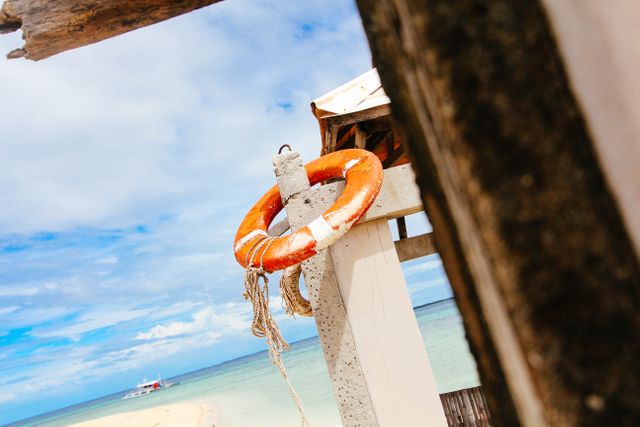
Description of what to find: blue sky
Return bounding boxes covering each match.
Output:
[0,1,452,424]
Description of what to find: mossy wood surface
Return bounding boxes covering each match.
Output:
[357,0,640,425]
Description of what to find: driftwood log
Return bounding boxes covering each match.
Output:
[0,0,222,60]
[356,0,640,426]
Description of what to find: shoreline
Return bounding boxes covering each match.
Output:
[67,400,220,427]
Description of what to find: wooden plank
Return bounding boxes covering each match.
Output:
[324,104,391,127]
[357,0,640,425]
[329,218,447,426]
[267,163,423,237]
[360,115,392,134]
[394,232,436,262]
[272,151,377,426]
[354,124,367,149]
[440,396,452,425]
[382,143,405,168]
[440,387,494,427]
[457,391,471,426]
[335,125,356,151]
[358,163,423,221]
[0,0,222,60]
[366,129,392,152]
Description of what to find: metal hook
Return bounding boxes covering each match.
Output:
[278,144,292,154]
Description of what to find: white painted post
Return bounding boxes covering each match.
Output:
[273,151,447,426]
[273,151,378,426]
[330,220,448,426]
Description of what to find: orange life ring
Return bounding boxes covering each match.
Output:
[234,149,383,272]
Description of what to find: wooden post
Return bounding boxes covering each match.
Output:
[273,151,447,426]
[273,151,377,426]
[330,219,447,426]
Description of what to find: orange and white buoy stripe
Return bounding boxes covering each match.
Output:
[233,149,383,272]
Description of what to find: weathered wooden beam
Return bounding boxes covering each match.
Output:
[0,0,222,60]
[382,143,404,169]
[267,164,423,237]
[324,104,391,128]
[334,124,356,151]
[357,0,640,425]
[395,232,437,263]
[359,116,392,134]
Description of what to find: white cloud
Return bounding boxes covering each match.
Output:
[0,305,21,316]
[409,278,449,294]
[95,255,119,265]
[135,321,192,340]
[136,303,249,341]
[403,258,444,276]
[42,282,59,291]
[0,286,39,297]
[0,1,370,234]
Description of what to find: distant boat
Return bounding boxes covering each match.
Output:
[122,375,176,399]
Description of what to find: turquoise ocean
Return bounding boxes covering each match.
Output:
[10,298,479,427]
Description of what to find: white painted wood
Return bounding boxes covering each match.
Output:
[329,219,448,427]
[267,164,423,237]
[541,0,640,256]
[272,153,443,425]
[272,151,378,426]
[360,164,423,222]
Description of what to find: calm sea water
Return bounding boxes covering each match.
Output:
[11,298,479,427]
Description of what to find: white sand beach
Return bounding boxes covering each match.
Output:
[68,401,219,427]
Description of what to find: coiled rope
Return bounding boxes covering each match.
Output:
[279,264,313,317]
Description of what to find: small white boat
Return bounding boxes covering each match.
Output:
[123,375,175,399]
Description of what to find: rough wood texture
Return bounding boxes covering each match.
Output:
[395,232,437,262]
[357,0,640,425]
[324,104,391,128]
[0,0,222,60]
[440,387,493,427]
